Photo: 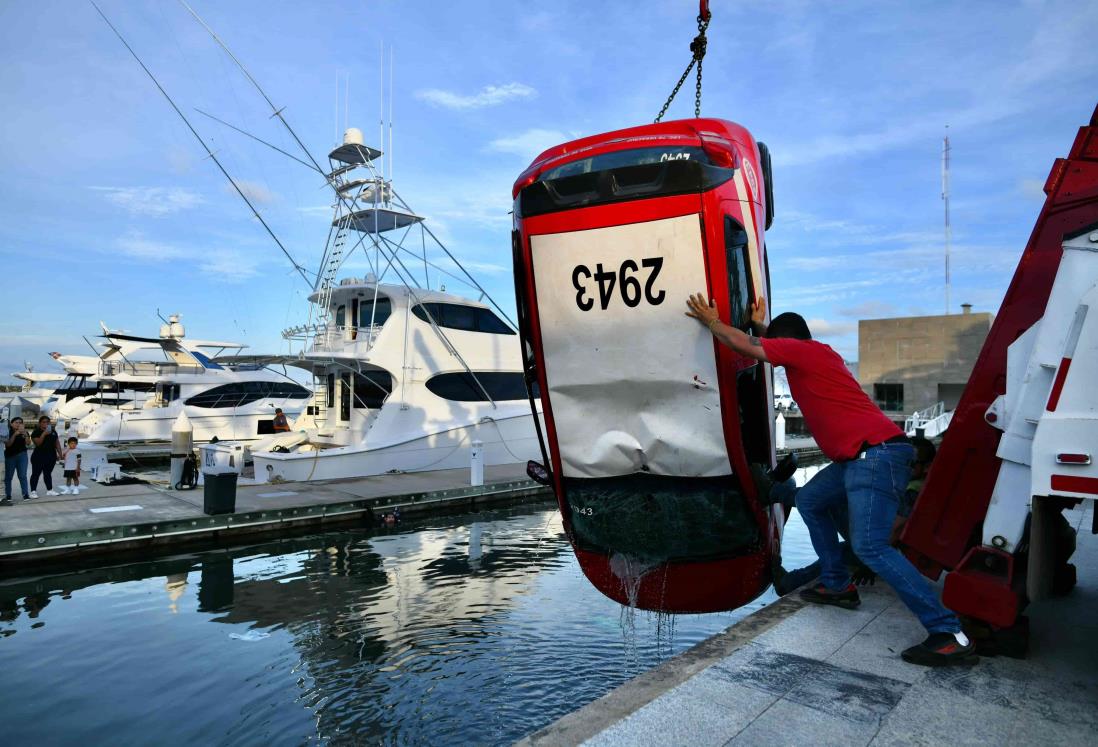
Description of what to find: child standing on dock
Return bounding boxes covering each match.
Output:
[61,437,82,495]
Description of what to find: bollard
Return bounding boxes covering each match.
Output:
[776,411,786,450]
[470,439,484,487]
[169,412,194,490]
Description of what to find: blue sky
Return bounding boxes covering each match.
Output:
[1,0,1095,383]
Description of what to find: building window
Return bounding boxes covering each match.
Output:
[412,303,516,335]
[425,372,534,402]
[874,383,904,412]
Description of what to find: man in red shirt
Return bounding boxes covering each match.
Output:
[686,293,975,666]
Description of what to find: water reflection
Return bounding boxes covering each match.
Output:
[0,501,790,745]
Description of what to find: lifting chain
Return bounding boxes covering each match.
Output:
[654,1,711,123]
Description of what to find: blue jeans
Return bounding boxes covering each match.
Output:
[795,442,960,635]
[773,479,857,592]
[5,452,30,498]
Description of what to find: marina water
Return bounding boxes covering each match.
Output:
[0,497,817,745]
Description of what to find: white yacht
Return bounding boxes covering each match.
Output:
[68,316,310,445]
[1,370,65,417]
[211,128,542,483]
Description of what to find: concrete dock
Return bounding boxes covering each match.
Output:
[521,504,1098,746]
[0,463,548,568]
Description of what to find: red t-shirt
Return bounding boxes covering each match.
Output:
[760,337,902,461]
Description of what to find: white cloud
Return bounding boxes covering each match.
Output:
[838,301,897,319]
[226,179,276,205]
[806,318,856,338]
[116,230,188,260]
[296,205,334,216]
[486,128,572,161]
[415,82,536,110]
[90,186,204,216]
[113,230,259,283]
[198,250,261,283]
[1016,178,1046,201]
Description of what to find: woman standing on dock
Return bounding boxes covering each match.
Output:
[3,416,31,503]
[29,415,63,497]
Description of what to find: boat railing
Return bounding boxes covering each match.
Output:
[282,323,383,352]
[904,401,953,438]
[100,360,204,377]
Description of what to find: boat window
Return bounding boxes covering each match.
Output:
[519,146,735,218]
[412,303,516,335]
[335,305,346,327]
[326,373,335,408]
[191,351,224,370]
[352,371,393,409]
[359,296,392,326]
[340,373,351,421]
[725,216,754,331]
[425,372,535,402]
[184,381,309,409]
[350,298,360,328]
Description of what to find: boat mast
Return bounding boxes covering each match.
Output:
[942,129,951,315]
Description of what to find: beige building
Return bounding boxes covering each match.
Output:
[858,305,992,414]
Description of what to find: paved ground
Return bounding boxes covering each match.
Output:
[522,504,1098,746]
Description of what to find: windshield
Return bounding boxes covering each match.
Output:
[540,146,712,180]
[519,146,734,217]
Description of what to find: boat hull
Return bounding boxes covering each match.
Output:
[251,414,541,483]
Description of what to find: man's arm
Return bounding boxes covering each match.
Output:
[685,293,769,362]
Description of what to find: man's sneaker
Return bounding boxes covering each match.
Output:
[799,583,861,610]
[901,632,978,666]
[29,491,38,499]
[46,490,59,496]
[1,497,11,506]
[772,564,791,596]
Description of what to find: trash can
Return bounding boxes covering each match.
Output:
[203,470,238,515]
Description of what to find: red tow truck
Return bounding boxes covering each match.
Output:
[903,103,1098,649]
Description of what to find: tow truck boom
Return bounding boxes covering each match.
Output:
[902,102,1098,630]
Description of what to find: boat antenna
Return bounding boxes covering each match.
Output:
[156,308,169,325]
[177,0,329,178]
[389,46,394,185]
[89,1,312,285]
[194,108,317,171]
[177,3,517,330]
[942,126,951,315]
[380,41,385,187]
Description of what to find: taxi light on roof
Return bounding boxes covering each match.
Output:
[1056,453,1092,465]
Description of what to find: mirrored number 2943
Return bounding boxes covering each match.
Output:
[571,258,666,311]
